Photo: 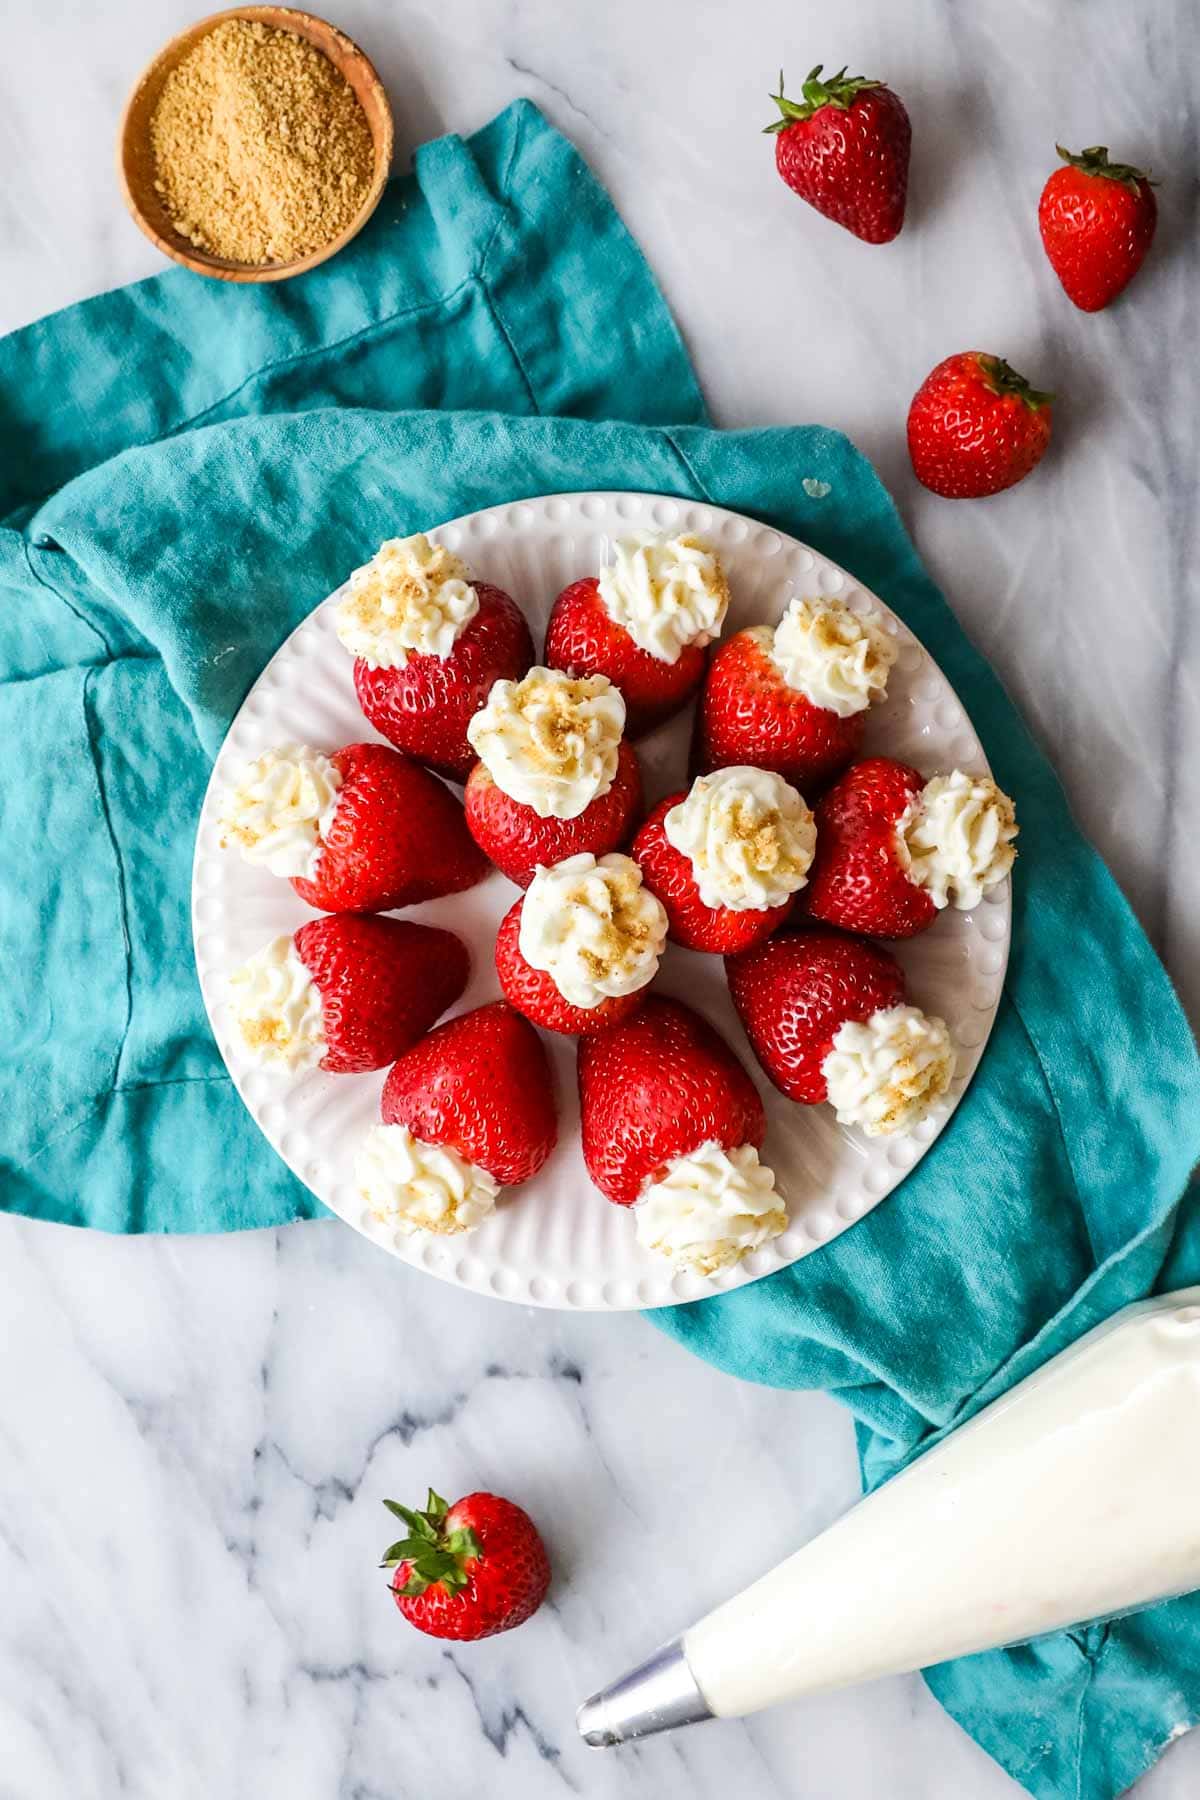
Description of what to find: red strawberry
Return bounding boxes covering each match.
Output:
[353,584,533,783]
[633,793,796,955]
[804,756,936,938]
[291,743,488,914]
[726,926,907,1104]
[543,577,710,737]
[293,914,468,1073]
[697,628,864,790]
[382,1488,550,1641]
[465,742,643,889]
[1039,145,1157,313]
[494,870,660,1037]
[765,65,911,243]
[577,995,765,1207]
[907,354,1054,499]
[382,1002,557,1186]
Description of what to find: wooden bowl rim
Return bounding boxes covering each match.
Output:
[117,4,395,284]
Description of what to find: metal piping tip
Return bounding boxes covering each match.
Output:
[577,1636,713,1747]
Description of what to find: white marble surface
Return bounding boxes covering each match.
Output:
[2,2,1197,1796]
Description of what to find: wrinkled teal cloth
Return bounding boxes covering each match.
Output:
[3,99,1199,1800]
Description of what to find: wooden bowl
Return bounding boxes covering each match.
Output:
[118,5,394,283]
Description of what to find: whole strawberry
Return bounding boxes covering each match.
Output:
[765,65,911,243]
[907,353,1054,499]
[1039,145,1157,313]
[382,1488,550,1641]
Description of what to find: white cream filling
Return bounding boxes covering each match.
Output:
[769,596,897,717]
[635,1142,787,1275]
[335,533,479,669]
[518,853,667,1009]
[663,767,816,912]
[897,770,1018,909]
[228,934,326,1072]
[596,531,729,663]
[356,1124,498,1236]
[218,743,342,880]
[466,666,626,820]
[822,1004,955,1136]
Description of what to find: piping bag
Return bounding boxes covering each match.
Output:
[578,1288,1200,1745]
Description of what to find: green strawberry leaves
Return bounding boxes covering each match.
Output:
[763,65,883,135]
[976,355,1055,412]
[380,1490,483,1597]
[1056,144,1156,194]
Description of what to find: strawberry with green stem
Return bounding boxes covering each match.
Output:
[764,64,911,243]
[1039,145,1158,313]
[381,1488,550,1641]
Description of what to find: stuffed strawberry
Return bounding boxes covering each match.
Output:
[634,767,815,955]
[764,65,911,244]
[577,995,786,1274]
[697,594,897,790]
[381,1487,550,1641]
[495,853,667,1036]
[1039,145,1157,313]
[805,757,1017,938]
[907,354,1054,499]
[357,1003,557,1237]
[727,926,955,1135]
[220,740,487,913]
[337,533,534,781]
[464,668,643,888]
[228,915,468,1075]
[543,533,728,736]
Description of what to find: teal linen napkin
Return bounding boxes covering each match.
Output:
[3,99,1198,1800]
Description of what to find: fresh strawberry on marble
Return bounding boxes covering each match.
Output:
[1038,145,1158,314]
[495,853,667,1036]
[382,1487,550,1641]
[697,593,897,791]
[727,925,955,1136]
[907,354,1054,499]
[227,914,469,1075]
[464,667,643,888]
[634,766,815,955]
[337,533,534,781]
[805,757,1017,938]
[220,739,487,913]
[357,1003,557,1239]
[543,532,729,736]
[577,995,786,1274]
[765,64,912,244]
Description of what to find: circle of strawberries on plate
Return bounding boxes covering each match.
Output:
[765,64,912,244]
[1038,145,1158,314]
[907,353,1055,500]
[382,1487,550,1641]
[464,667,644,888]
[337,534,534,782]
[805,756,1018,938]
[697,593,898,790]
[633,768,816,955]
[495,854,667,1036]
[727,926,955,1136]
[544,532,729,737]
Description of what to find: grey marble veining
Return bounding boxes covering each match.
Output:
[1,1,1197,1796]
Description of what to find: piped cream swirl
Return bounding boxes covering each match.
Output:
[596,532,729,663]
[897,771,1018,909]
[219,743,341,880]
[635,1142,787,1275]
[466,667,625,819]
[663,767,816,912]
[356,1124,498,1236]
[519,853,667,1009]
[769,596,897,717]
[336,533,478,669]
[228,934,326,1072]
[822,1004,954,1136]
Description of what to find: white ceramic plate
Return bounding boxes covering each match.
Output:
[192,491,1010,1310]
